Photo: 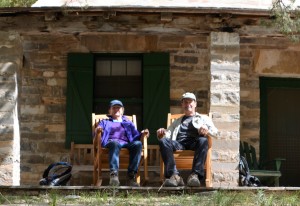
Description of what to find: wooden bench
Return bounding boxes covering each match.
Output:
[70,143,94,172]
[240,141,285,186]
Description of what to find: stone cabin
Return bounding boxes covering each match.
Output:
[1,0,300,187]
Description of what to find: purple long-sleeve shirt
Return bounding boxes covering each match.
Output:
[97,115,141,147]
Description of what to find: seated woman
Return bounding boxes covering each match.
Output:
[94,100,149,186]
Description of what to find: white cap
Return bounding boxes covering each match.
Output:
[181,92,196,101]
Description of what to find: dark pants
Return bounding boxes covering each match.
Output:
[158,137,208,178]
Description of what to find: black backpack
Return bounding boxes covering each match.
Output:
[39,162,72,186]
[239,156,262,187]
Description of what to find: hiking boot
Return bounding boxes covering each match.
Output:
[109,171,120,186]
[187,173,201,187]
[164,174,185,187]
[127,172,140,187]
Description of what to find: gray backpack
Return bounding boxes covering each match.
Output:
[239,156,262,187]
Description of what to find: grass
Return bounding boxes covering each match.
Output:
[0,189,300,205]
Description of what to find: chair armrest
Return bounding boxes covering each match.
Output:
[260,158,285,171]
[206,134,213,148]
[93,128,103,149]
[274,158,285,171]
[140,129,149,148]
[140,129,149,141]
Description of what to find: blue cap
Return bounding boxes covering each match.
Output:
[109,100,123,107]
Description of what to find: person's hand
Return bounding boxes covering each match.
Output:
[141,129,150,138]
[198,125,208,136]
[157,128,166,139]
[96,126,103,134]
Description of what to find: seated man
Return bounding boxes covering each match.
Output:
[157,92,218,187]
[94,100,149,186]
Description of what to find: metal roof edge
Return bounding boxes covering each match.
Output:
[0,6,271,17]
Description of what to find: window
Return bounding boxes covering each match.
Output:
[93,55,143,129]
[66,52,170,147]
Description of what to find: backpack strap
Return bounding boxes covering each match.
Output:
[42,162,72,178]
[40,162,72,185]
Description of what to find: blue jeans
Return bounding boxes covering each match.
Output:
[158,137,208,178]
[105,140,142,175]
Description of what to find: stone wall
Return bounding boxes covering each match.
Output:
[209,32,240,186]
[0,10,299,186]
[0,31,22,185]
[20,33,76,184]
[239,36,298,152]
[18,31,213,185]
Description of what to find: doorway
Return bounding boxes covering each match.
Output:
[260,77,300,186]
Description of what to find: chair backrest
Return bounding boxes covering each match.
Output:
[167,113,212,147]
[167,113,210,127]
[240,141,259,170]
[92,113,137,129]
[167,113,184,127]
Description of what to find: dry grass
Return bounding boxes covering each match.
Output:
[0,189,300,206]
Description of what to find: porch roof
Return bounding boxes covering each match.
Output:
[32,0,274,10]
[0,0,299,18]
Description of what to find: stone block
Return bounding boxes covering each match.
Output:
[20,123,44,133]
[46,104,65,113]
[20,105,45,115]
[45,124,65,132]
[171,65,193,71]
[0,75,15,83]
[174,55,198,64]
[241,121,259,129]
[46,78,57,86]
[21,86,40,95]
[0,62,18,75]
[0,141,13,153]
[213,121,239,132]
[81,34,158,51]
[210,61,240,72]
[20,140,37,152]
[37,142,65,153]
[43,71,54,77]
[240,100,260,109]
[210,32,240,46]
[20,95,42,105]
[0,101,16,112]
[57,71,67,78]
[0,125,13,135]
[213,171,239,187]
[0,112,14,124]
[0,82,16,91]
[212,139,239,150]
[212,162,238,172]
[240,58,252,66]
[240,79,259,89]
[210,105,239,114]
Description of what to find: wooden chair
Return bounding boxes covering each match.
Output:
[240,141,285,186]
[159,113,213,187]
[93,113,149,186]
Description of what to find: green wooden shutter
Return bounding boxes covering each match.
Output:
[143,53,170,144]
[65,53,94,148]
